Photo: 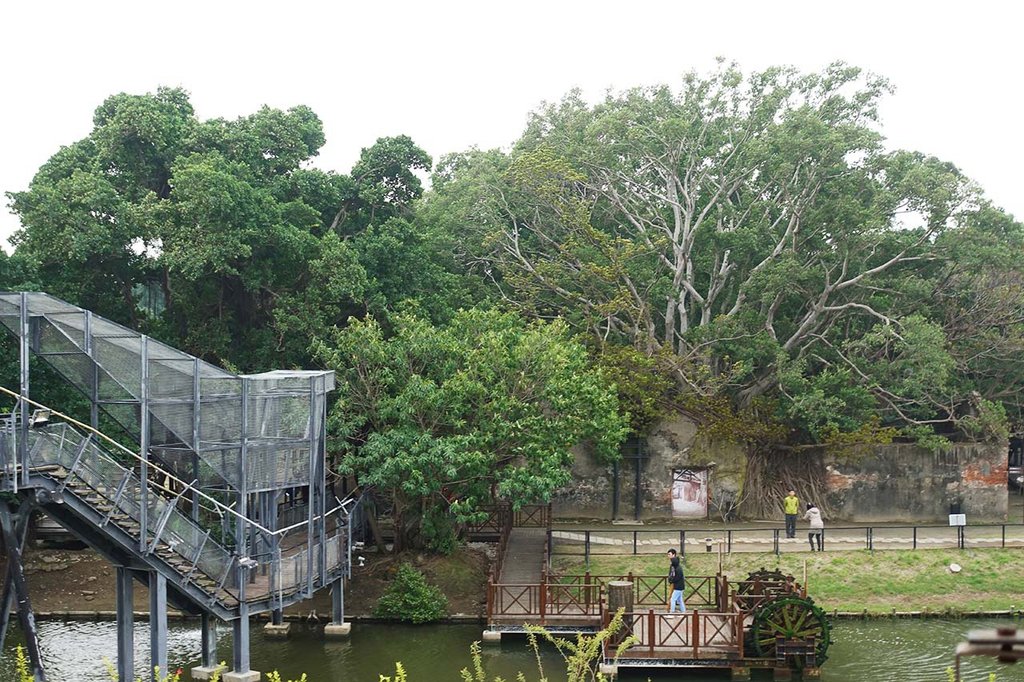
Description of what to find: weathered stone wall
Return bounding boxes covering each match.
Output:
[552,414,747,521]
[554,412,1009,523]
[824,442,1008,522]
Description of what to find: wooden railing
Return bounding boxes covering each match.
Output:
[603,608,744,660]
[487,582,603,623]
[470,503,551,537]
[548,573,721,610]
[514,504,551,528]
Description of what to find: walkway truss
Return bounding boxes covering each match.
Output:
[0,292,357,681]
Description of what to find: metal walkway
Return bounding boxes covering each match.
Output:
[0,292,358,681]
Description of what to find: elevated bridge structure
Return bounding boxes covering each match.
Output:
[0,292,355,682]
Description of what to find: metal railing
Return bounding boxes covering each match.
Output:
[6,411,355,608]
[550,523,1024,558]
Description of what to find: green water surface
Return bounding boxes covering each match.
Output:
[3,618,1024,681]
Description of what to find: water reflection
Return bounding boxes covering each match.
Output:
[2,618,1023,681]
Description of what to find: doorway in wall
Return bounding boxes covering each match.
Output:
[671,467,708,518]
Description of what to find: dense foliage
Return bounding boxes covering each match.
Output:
[317,308,626,550]
[427,62,1024,445]
[6,88,474,371]
[5,61,1023,535]
[373,563,449,623]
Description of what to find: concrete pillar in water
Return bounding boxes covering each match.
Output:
[606,580,634,646]
[264,607,289,638]
[324,577,351,639]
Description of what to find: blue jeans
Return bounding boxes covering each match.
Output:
[669,589,686,613]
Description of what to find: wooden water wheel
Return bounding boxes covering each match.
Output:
[749,595,831,666]
[738,568,790,594]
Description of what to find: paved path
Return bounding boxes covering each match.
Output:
[498,527,547,583]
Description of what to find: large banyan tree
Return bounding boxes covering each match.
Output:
[427,62,1024,462]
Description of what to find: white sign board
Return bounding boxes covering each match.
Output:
[948,513,966,527]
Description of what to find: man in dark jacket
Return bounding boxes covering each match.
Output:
[666,548,686,613]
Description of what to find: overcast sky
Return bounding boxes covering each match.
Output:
[2,1,1021,250]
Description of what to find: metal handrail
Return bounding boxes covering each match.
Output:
[2,387,340,538]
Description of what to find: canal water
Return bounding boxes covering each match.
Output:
[2,618,1023,681]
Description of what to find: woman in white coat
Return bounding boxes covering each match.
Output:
[804,503,824,551]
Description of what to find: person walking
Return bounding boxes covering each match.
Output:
[783,490,800,539]
[666,549,686,613]
[804,502,824,551]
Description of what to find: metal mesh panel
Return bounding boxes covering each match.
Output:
[248,394,311,441]
[93,334,142,399]
[98,402,141,440]
[150,401,195,447]
[25,293,80,315]
[200,447,241,489]
[147,340,196,400]
[2,293,348,608]
[245,445,310,491]
[46,311,88,348]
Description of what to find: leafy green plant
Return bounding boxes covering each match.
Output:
[267,673,308,682]
[373,562,449,623]
[14,646,32,682]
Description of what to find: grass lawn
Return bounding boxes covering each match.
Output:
[551,547,1024,614]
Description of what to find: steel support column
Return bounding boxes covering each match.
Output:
[0,501,44,680]
[116,567,134,682]
[149,571,168,674]
[85,311,98,431]
[231,377,252,674]
[331,577,345,624]
[232,604,251,673]
[201,613,217,668]
[139,336,150,552]
[18,293,29,489]
[0,504,32,651]
[191,357,201,523]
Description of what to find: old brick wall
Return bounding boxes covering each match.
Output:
[554,411,1009,523]
[824,442,1008,522]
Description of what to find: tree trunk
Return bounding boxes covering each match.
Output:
[736,446,832,519]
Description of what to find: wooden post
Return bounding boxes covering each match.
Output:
[648,609,655,656]
[693,609,699,659]
[607,580,634,646]
[540,581,547,624]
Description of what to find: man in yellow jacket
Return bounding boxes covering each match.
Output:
[783,490,800,539]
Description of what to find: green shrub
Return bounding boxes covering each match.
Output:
[373,562,449,623]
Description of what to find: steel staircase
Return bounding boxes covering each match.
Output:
[0,292,356,680]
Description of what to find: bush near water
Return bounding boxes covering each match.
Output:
[374,562,449,623]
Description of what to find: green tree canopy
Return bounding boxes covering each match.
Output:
[428,62,1024,444]
[315,308,627,551]
[8,88,474,372]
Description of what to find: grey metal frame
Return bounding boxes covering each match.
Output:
[0,292,355,679]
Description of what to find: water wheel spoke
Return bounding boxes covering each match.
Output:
[789,608,810,635]
[781,605,796,633]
